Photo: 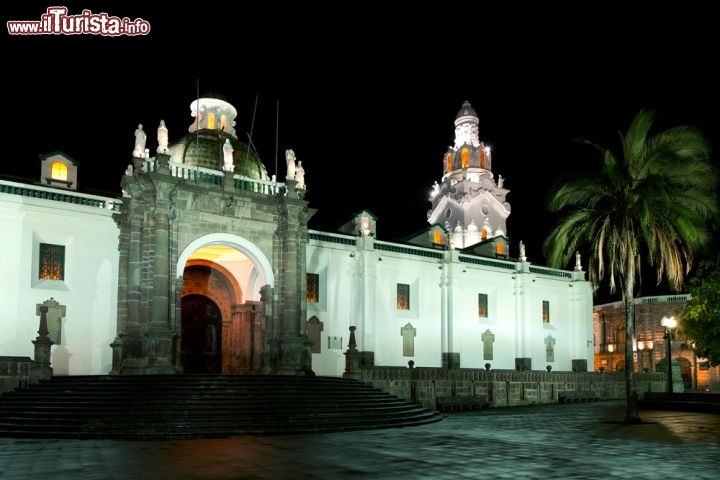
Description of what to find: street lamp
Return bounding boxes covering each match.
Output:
[661,316,677,393]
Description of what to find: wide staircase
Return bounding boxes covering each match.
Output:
[0,374,443,439]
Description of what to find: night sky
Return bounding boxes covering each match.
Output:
[4,6,719,299]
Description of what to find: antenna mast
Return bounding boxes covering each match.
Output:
[275,100,279,178]
[195,78,200,145]
[245,94,259,164]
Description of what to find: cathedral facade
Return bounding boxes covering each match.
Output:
[0,96,594,378]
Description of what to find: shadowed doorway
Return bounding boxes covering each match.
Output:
[181,295,222,373]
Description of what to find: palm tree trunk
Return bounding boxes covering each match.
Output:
[623,258,641,423]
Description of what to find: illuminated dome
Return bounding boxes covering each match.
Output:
[167,130,268,180]
[455,100,478,125]
[165,94,269,180]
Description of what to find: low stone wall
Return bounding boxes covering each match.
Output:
[358,367,666,410]
[0,356,34,394]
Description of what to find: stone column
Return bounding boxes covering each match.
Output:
[343,326,360,379]
[31,305,53,382]
[117,201,145,374]
[274,197,313,375]
[142,185,175,374]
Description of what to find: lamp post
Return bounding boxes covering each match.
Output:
[661,316,677,393]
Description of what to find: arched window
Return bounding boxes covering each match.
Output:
[461,148,469,168]
[220,115,228,132]
[208,112,216,130]
[51,162,67,181]
[446,152,453,173]
[481,227,488,241]
[479,148,486,169]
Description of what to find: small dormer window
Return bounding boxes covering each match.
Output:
[432,230,442,245]
[51,162,68,181]
[496,242,504,255]
[40,152,78,190]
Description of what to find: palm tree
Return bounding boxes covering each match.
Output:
[543,110,718,424]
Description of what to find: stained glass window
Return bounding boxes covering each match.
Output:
[397,283,410,310]
[39,243,64,280]
[306,273,319,303]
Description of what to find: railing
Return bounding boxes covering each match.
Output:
[375,241,444,259]
[0,179,122,212]
[308,231,357,246]
[594,294,692,311]
[145,160,287,196]
[529,266,572,279]
[459,255,515,270]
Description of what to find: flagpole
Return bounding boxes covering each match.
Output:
[275,100,279,179]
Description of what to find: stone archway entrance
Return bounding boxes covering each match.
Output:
[180,246,268,374]
[181,294,222,373]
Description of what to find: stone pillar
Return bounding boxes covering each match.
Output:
[442,352,460,369]
[272,195,314,375]
[116,175,148,374]
[152,210,169,326]
[156,152,170,175]
[572,359,588,372]
[343,326,360,379]
[126,213,143,328]
[223,171,235,192]
[143,191,175,374]
[515,357,532,371]
[132,154,145,175]
[110,337,122,375]
[31,305,53,382]
[259,284,275,373]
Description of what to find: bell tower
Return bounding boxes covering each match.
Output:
[426,101,511,250]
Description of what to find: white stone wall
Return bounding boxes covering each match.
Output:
[0,189,119,375]
[306,233,594,377]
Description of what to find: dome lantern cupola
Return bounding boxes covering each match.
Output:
[453,100,480,149]
[165,94,269,180]
[189,94,237,136]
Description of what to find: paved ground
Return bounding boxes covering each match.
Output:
[0,400,718,479]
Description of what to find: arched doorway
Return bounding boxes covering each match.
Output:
[181,295,222,373]
[177,234,276,374]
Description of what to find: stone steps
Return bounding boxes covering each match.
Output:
[0,374,443,439]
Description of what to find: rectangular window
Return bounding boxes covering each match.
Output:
[39,243,65,280]
[306,273,319,303]
[542,300,550,324]
[478,293,488,318]
[397,283,410,310]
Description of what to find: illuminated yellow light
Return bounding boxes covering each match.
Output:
[51,162,68,181]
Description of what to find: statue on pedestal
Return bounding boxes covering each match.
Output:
[133,124,146,157]
[295,160,305,189]
[285,149,296,181]
[222,139,234,172]
[157,120,169,154]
